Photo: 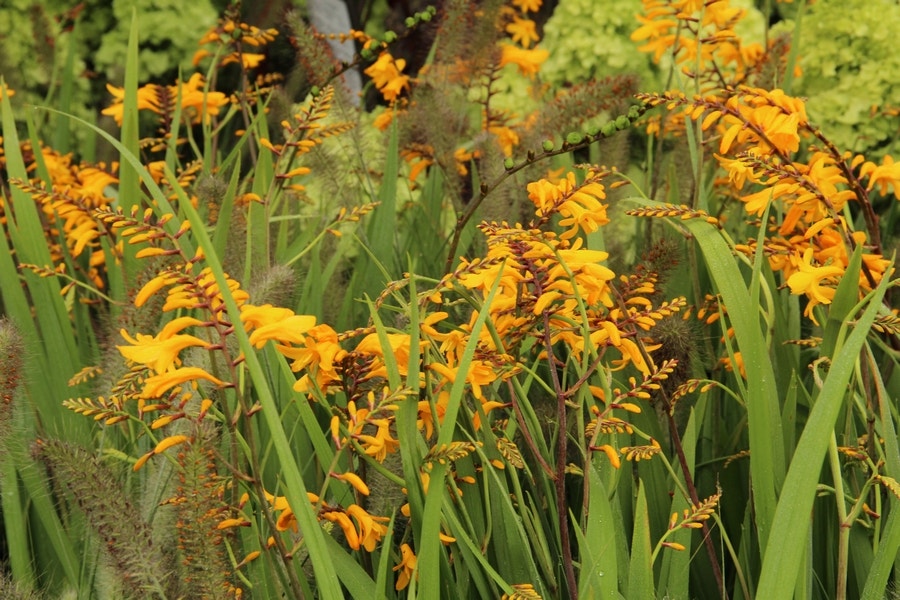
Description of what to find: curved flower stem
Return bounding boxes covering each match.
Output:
[442,105,648,274]
[827,432,849,600]
[507,379,556,480]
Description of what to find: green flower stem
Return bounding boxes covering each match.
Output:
[827,432,850,600]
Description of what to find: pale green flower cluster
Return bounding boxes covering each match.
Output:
[540,0,658,89]
[796,0,900,158]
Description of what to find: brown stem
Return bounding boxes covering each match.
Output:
[629,313,727,597]
[540,309,578,600]
[667,412,728,599]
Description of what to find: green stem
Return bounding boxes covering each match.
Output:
[828,432,849,600]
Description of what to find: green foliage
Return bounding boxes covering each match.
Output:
[95,0,217,82]
[540,0,658,88]
[796,0,900,158]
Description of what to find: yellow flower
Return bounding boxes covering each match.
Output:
[718,88,808,157]
[860,154,900,198]
[720,351,746,379]
[364,52,410,102]
[593,444,622,469]
[488,125,520,157]
[715,154,758,190]
[787,248,844,317]
[631,13,678,63]
[505,16,540,48]
[499,43,548,78]
[347,504,389,552]
[394,543,418,590]
[418,390,449,440]
[177,73,229,124]
[511,0,542,12]
[220,52,266,69]
[620,438,662,462]
[429,360,498,401]
[356,421,399,462]
[247,313,318,347]
[117,317,210,374]
[101,83,163,126]
[140,367,226,399]
[527,172,610,240]
[354,333,415,378]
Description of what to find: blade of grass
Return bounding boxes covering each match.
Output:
[212,163,241,259]
[117,10,142,284]
[628,482,655,600]
[323,534,377,598]
[659,398,706,599]
[1,449,33,589]
[373,513,398,600]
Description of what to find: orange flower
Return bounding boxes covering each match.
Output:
[860,154,900,198]
[787,248,844,319]
[177,73,229,124]
[499,44,548,78]
[139,367,226,399]
[511,0,542,12]
[117,317,210,374]
[364,52,410,102]
[394,543,418,590]
[505,16,540,48]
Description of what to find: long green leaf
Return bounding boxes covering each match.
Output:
[578,464,618,598]
[656,202,784,551]
[756,266,891,598]
[628,482,655,600]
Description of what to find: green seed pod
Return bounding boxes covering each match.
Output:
[601,122,617,137]
[405,17,416,28]
[427,5,437,15]
[420,10,432,22]
[504,157,515,170]
[615,115,631,130]
[628,105,642,120]
[542,140,555,152]
[586,125,600,137]
[360,48,373,61]
[566,132,584,145]
[310,85,320,97]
